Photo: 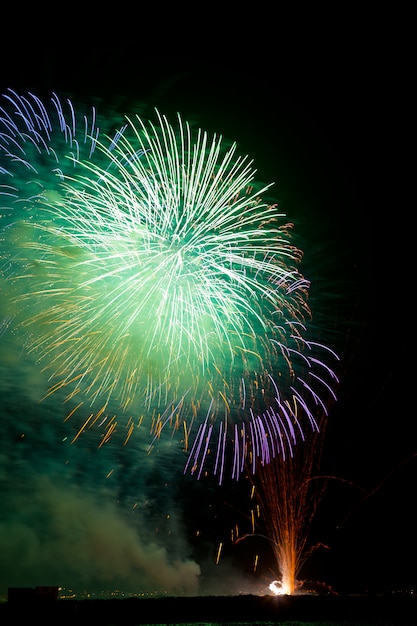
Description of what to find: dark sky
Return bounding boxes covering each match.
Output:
[0,32,413,598]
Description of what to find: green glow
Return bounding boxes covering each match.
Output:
[2,95,339,480]
[12,112,306,416]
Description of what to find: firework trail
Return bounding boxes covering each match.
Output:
[0,89,339,483]
[247,410,331,595]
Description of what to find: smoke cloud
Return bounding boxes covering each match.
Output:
[0,473,200,595]
[0,326,204,598]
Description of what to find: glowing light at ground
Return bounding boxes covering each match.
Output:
[269,579,291,595]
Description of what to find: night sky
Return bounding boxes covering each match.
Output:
[0,30,413,599]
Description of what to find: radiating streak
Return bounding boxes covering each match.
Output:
[1,90,340,482]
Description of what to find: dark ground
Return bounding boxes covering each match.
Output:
[1,593,416,625]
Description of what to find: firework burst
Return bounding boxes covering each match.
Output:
[1,89,339,482]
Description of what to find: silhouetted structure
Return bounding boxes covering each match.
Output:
[8,586,59,602]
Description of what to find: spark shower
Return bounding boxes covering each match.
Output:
[0,88,339,483]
